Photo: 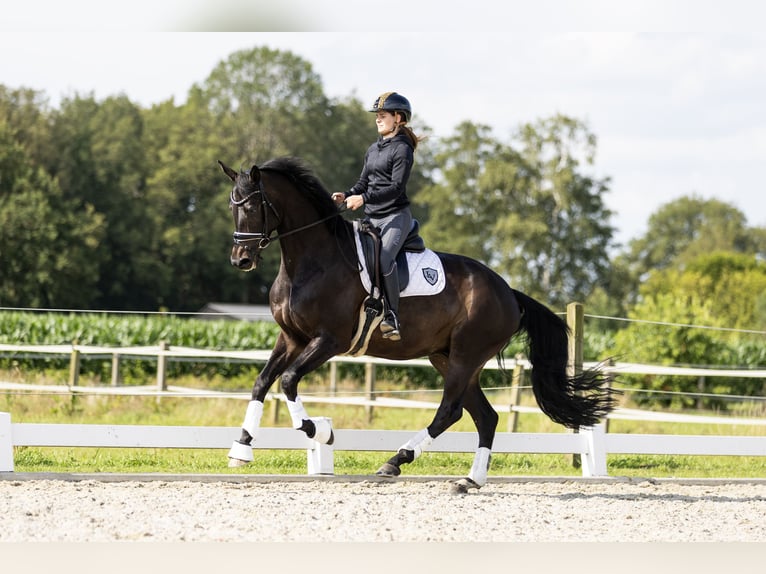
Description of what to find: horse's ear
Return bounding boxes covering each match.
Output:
[218,160,238,182]
[248,165,261,183]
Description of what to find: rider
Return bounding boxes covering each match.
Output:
[332,91,420,342]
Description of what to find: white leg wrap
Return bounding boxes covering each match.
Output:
[286,397,310,429]
[310,417,333,444]
[467,447,492,487]
[399,428,434,460]
[241,400,264,439]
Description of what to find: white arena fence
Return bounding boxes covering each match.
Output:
[1,342,765,477]
[3,414,766,477]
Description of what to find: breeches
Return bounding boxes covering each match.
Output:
[370,209,413,274]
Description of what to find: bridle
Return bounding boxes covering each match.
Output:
[230,178,347,252]
[230,180,281,250]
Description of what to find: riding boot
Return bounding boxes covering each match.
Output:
[380,265,402,341]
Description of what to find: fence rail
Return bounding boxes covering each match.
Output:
[3,343,766,374]
[3,414,766,477]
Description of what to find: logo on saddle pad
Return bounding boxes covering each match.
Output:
[422,267,439,286]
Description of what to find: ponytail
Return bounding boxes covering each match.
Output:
[399,125,424,151]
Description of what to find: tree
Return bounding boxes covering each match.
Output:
[418,116,615,308]
[142,92,244,309]
[0,115,104,308]
[0,86,51,163]
[185,48,438,306]
[194,46,331,169]
[45,94,166,310]
[637,196,754,266]
[610,196,765,314]
[641,251,766,332]
[417,122,503,262]
[611,251,766,407]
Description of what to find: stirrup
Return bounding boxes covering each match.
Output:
[380,313,401,341]
[383,328,401,341]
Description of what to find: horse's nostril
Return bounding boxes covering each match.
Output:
[237,258,251,269]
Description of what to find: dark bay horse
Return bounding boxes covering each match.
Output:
[219,157,615,490]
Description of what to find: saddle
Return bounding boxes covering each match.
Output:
[357,219,426,293]
[345,219,426,356]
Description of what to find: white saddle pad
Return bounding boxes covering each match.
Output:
[353,228,446,298]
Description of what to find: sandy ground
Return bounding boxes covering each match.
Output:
[1,476,765,542]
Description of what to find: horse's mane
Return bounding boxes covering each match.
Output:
[260,157,342,226]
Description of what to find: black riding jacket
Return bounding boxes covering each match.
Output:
[346,132,414,218]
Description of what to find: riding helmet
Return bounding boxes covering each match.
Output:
[369,92,412,122]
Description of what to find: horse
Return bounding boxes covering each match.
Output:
[218,157,616,491]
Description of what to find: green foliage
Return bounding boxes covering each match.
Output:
[417,116,615,308]
[417,122,503,262]
[0,108,105,308]
[604,198,766,407]
[612,196,764,314]
[0,311,275,347]
[0,311,281,381]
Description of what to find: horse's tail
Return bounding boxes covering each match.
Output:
[512,289,616,429]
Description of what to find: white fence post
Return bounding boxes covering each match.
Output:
[580,423,608,477]
[307,442,334,475]
[0,412,14,472]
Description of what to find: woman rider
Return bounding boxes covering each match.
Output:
[332,91,420,342]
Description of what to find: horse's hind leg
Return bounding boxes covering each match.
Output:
[452,383,498,493]
[376,352,479,478]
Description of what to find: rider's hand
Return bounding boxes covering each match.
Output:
[345,195,364,210]
[331,192,346,206]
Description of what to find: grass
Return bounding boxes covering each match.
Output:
[3,373,766,478]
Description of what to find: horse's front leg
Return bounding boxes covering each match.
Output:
[228,333,298,467]
[279,335,344,445]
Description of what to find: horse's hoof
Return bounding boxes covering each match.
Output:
[228,457,249,468]
[375,463,401,477]
[450,477,480,495]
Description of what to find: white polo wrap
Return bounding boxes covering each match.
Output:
[241,400,264,439]
[286,397,310,429]
[467,447,492,487]
[400,428,434,460]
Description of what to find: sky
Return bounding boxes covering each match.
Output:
[3,2,766,249]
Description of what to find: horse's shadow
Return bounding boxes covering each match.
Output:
[476,484,766,504]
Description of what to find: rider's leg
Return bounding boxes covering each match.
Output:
[380,264,401,339]
[376,210,412,340]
